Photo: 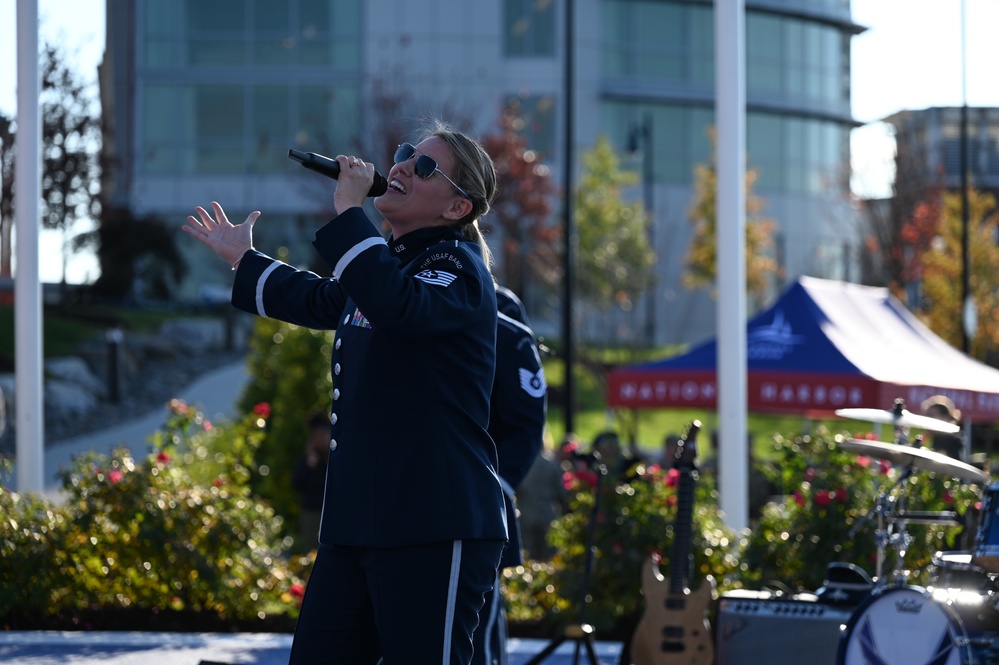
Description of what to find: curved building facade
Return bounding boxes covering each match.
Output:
[103,0,865,343]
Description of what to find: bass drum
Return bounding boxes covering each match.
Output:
[838,586,971,665]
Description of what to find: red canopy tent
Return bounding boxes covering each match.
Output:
[607,277,999,422]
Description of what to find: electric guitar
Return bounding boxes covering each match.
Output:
[630,421,714,665]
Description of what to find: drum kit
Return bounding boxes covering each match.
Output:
[831,399,999,664]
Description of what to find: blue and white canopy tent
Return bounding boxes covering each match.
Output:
[608,277,999,423]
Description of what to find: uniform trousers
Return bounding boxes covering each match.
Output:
[289,539,505,665]
[471,570,508,665]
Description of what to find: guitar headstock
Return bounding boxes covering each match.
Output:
[672,420,701,471]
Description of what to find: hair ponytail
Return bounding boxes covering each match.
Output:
[461,219,494,270]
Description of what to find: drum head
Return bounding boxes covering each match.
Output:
[838,586,968,665]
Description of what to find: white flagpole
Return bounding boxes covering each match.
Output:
[715,0,748,531]
[15,0,44,493]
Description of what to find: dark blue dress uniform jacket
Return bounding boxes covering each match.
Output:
[491,312,547,568]
[230,208,508,548]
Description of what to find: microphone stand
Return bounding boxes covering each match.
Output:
[525,459,607,665]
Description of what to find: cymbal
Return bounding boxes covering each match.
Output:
[836,437,988,484]
[835,407,960,434]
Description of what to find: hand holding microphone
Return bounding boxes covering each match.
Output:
[288,149,388,197]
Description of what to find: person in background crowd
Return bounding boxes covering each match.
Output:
[588,430,639,479]
[658,433,681,468]
[472,286,547,665]
[183,118,506,665]
[516,432,566,561]
[291,412,331,553]
[921,394,964,460]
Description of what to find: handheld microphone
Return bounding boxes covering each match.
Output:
[288,148,389,197]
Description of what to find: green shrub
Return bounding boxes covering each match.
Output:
[237,317,334,533]
[0,402,307,624]
[504,459,741,636]
[741,428,978,591]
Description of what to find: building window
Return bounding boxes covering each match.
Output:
[504,0,556,57]
[603,102,848,195]
[140,0,361,68]
[748,112,848,195]
[602,102,713,185]
[602,0,714,88]
[746,12,849,108]
[140,83,360,175]
[136,0,361,175]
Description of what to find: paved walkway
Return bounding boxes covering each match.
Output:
[34,360,250,499]
[0,631,624,664]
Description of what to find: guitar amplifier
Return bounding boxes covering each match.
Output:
[715,590,855,665]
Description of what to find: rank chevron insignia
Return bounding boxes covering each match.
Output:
[518,367,546,398]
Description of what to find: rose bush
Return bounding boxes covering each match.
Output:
[503,457,741,637]
[0,400,308,628]
[741,428,979,591]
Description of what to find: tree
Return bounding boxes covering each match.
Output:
[0,43,102,284]
[683,128,778,308]
[918,187,999,366]
[481,101,559,296]
[39,43,102,285]
[77,205,186,301]
[857,130,944,298]
[575,135,655,310]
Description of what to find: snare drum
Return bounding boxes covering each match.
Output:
[931,551,995,594]
[838,586,970,665]
[974,483,999,571]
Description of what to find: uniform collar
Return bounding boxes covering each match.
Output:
[389,225,464,266]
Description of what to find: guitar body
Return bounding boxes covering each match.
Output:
[630,556,715,665]
[630,421,713,665]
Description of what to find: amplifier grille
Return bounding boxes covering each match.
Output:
[715,591,854,665]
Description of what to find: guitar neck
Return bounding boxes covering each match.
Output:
[669,468,696,595]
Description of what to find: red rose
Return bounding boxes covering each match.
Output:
[253,402,272,418]
[156,451,171,463]
[108,469,123,484]
[814,490,831,507]
[665,468,680,488]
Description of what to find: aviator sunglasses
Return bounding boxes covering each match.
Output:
[393,143,470,199]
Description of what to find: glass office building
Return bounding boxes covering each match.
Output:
[102,0,864,344]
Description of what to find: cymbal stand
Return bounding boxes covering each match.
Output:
[524,461,607,665]
[849,466,914,584]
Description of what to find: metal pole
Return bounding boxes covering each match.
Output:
[562,0,576,435]
[642,113,655,347]
[15,0,44,493]
[959,0,971,353]
[715,0,748,531]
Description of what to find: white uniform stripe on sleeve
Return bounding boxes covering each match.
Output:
[442,540,462,665]
[255,261,283,317]
[334,237,387,279]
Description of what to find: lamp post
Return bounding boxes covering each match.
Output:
[628,113,656,347]
[561,0,577,435]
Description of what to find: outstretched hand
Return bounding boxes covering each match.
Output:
[182,201,260,269]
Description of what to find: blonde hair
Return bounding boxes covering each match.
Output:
[421,119,497,269]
